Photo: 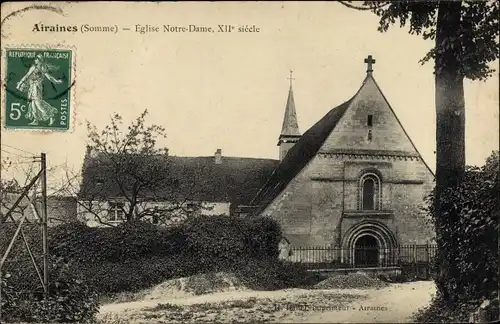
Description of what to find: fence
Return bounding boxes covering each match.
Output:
[286,244,438,278]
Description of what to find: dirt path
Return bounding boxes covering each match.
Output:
[99,281,436,323]
[99,289,326,314]
[282,281,436,323]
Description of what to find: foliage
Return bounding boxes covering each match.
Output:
[33,216,281,296]
[181,216,248,269]
[82,256,181,295]
[2,215,306,303]
[180,215,281,272]
[245,216,282,259]
[423,151,498,305]
[340,1,499,80]
[49,221,179,264]
[1,257,99,323]
[47,216,280,267]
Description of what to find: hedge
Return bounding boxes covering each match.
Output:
[1,215,286,298]
[416,151,499,322]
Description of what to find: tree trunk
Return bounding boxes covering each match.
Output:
[434,1,466,302]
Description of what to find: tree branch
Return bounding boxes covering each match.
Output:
[338,1,390,11]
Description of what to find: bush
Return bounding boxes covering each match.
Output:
[1,215,285,301]
[180,216,249,271]
[1,212,289,319]
[41,216,282,297]
[1,257,99,323]
[419,151,499,321]
[171,215,282,274]
[82,256,194,296]
[50,221,181,264]
[245,216,282,259]
[49,215,280,266]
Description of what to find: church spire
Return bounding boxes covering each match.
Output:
[280,70,300,137]
[278,70,301,161]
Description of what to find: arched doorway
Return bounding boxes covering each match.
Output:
[354,234,379,267]
[342,220,398,267]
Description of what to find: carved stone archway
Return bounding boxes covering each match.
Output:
[341,220,398,267]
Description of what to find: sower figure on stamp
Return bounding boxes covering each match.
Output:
[15,54,62,126]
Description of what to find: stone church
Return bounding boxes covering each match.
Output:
[78,55,435,265]
[250,55,435,262]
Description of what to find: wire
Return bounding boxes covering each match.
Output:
[1,149,35,160]
[1,144,35,156]
[6,161,38,166]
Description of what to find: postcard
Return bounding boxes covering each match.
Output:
[1,2,498,323]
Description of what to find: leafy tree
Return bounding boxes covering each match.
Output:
[339,0,499,301]
[65,110,207,226]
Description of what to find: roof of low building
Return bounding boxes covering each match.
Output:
[79,153,280,212]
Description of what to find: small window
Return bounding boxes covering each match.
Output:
[368,129,373,141]
[367,115,373,127]
[362,179,375,210]
[359,172,381,211]
[108,201,126,221]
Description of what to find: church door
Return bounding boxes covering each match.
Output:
[354,235,379,267]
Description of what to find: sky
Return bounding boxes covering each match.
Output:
[1,2,498,186]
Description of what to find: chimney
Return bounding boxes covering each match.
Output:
[214,149,222,164]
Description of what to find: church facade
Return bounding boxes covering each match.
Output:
[251,56,435,264]
[77,55,435,266]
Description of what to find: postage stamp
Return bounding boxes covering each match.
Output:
[3,48,74,131]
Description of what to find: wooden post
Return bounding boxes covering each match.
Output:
[41,153,49,296]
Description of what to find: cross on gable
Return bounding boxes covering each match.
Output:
[287,69,295,87]
[364,55,376,73]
